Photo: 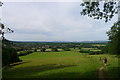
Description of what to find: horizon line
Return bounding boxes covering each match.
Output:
[11,40,109,42]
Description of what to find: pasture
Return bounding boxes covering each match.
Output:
[2,51,118,78]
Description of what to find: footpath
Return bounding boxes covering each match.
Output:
[98,64,106,80]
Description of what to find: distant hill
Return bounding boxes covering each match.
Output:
[78,41,108,43]
[12,40,108,43]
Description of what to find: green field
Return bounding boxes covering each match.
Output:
[2,51,119,78]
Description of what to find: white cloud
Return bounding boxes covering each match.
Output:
[2,0,83,2]
[2,2,117,41]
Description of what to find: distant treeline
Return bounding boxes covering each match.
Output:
[13,41,107,50]
[13,41,108,56]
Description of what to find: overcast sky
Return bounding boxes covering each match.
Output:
[2,2,117,41]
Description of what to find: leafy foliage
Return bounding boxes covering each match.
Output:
[63,48,71,51]
[0,23,14,39]
[18,50,33,56]
[80,2,118,22]
[52,48,58,52]
[106,21,120,54]
[0,23,21,66]
[41,48,46,52]
[2,39,21,66]
[81,1,120,55]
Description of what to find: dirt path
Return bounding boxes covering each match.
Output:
[98,65,106,80]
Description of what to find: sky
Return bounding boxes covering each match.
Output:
[1,1,118,41]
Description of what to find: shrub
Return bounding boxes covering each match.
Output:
[34,49,37,52]
[89,51,103,55]
[52,48,58,52]
[63,48,71,51]
[18,50,33,56]
[79,50,89,53]
[2,47,21,66]
[41,48,46,52]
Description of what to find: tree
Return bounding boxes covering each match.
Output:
[80,1,120,54]
[41,48,46,52]
[80,2,118,22]
[34,48,37,52]
[106,21,120,54]
[0,23,14,40]
[0,23,22,66]
[0,2,21,66]
[52,48,58,52]
[0,2,14,39]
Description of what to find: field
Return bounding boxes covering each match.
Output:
[2,51,119,79]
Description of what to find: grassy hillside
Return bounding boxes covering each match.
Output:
[2,51,118,78]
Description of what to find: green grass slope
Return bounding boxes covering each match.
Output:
[2,51,119,78]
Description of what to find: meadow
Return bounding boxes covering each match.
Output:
[2,51,119,79]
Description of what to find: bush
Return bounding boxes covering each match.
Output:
[41,48,46,52]
[16,48,24,51]
[79,50,89,53]
[63,48,71,51]
[2,46,21,66]
[89,51,96,55]
[89,51,103,55]
[79,49,103,55]
[34,49,37,52]
[18,50,33,56]
[52,48,58,52]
